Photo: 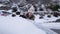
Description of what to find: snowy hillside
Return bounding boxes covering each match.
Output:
[0,16,46,34]
[0,0,60,34]
[34,15,60,29]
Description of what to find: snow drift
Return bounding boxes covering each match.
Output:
[0,16,46,34]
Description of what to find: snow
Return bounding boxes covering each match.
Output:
[34,15,60,23]
[34,15,60,29]
[34,15,47,23]
[40,23,60,29]
[0,3,60,34]
[0,16,46,34]
[28,5,35,13]
[0,4,6,7]
[33,15,59,34]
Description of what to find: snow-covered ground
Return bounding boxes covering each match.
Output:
[0,15,46,34]
[34,15,60,29]
[0,3,60,34]
[0,9,59,34]
[34,15,60,23]
[0,4,6,7]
